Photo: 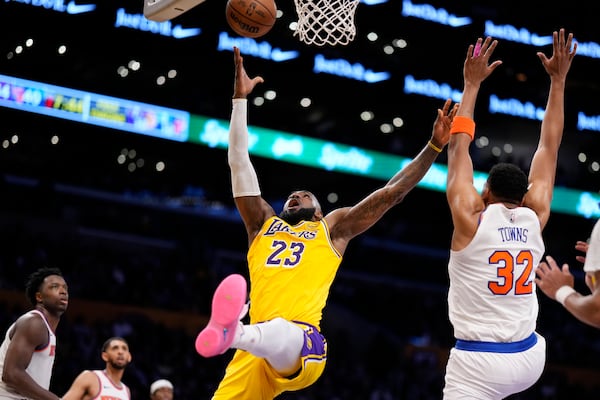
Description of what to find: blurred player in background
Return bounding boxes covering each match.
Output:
[62,336,131,400]
[149,378,174,400]
[0,267,67,400]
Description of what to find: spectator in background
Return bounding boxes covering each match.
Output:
[150,378,174,400]
[0,267,68,400]
[62,336,131,400]
[537,217,600,328]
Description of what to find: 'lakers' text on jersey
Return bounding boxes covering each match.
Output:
[247,216,342,329]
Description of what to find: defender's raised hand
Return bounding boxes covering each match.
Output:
[463,36,503,88]
[537,28,577,80]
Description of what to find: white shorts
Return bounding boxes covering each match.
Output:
[443,332,546,399]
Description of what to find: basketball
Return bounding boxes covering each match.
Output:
[225,0,277,38]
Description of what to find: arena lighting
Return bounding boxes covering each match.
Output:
[115,8,202,38]
[401,0,472,27]
[216,33,300,62]
[1,73,598,219]
[3,0,97,15]
[312,54,391,82]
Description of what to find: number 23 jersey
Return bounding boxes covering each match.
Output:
[247,216,342,330]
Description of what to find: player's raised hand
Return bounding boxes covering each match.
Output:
[536,28,577,80]
[233,46,264,99]
[431,99,458,148]
[463,36,503,87]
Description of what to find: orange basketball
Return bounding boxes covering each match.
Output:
[225,0,277,38]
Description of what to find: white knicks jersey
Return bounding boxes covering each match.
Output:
[93,370,131,400]
[0,310,56,399]
[448,203,544,342]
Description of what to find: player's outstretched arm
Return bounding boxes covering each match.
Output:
[524,29,577,228]
[446,37,501,249]
[536,255,600,329]
[227,47,275,243]
[327,99,457,253]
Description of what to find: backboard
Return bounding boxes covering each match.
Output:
[143,0,207,22]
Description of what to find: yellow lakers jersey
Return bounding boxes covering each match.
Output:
[247,216,342,329]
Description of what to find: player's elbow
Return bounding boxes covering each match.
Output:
[586,315,600,330]
[2,368,21,387]
[588,309,600,329]
[590,321,600,330]
[227,152,250,170]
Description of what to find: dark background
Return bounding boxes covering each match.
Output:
[0,0,599,398]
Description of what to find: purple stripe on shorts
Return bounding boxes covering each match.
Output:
[293,321,327,358]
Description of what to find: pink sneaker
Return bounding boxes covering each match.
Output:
[195,274,247,357]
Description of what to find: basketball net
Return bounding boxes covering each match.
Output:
[293,0,359,46]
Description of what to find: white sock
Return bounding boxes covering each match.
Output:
[233,317,304,375]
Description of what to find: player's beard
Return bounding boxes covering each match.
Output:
[109,359,128,370]
[279,207,316,226]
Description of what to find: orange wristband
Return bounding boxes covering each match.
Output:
[450,116,476,140]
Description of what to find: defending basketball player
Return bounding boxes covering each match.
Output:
[194,46,458,399]
[443,29,577,399]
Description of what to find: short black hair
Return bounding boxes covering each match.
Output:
[102,336,128,352]
[487,163,529,203]
[25,267,63,306]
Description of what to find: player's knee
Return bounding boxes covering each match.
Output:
[268,318,304,353]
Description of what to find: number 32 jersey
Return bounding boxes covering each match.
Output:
[447,203,544,343]
[247,216,342,330]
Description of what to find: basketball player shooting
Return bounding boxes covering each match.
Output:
[193,46,458,399]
